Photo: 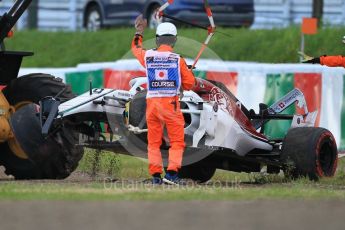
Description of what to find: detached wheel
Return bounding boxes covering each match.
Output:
[281,127,338,180]
[85,4,102,31]
[0,73,84,179]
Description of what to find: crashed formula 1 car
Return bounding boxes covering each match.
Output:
[10,75,338,181]
[0,0,338,181]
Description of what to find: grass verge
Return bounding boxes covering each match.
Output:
[0,178,344,201]
[0,150,344,201]
[4,26,345,67]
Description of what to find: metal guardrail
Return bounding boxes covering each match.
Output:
[0,0,345,30]
[0,0,85,30]
[253,0,345,29]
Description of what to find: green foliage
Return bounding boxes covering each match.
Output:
[78,149,150,179]
[4,26,345,67]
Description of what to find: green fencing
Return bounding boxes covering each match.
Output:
[65,70,104,95]
[264,73,296,139]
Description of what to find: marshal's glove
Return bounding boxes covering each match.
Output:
[135,14,147,36]
[298,51,320,64]
[187,65,196,70]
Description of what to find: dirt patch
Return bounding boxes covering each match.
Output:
[0,169,102,183]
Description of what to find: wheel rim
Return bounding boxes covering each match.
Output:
[318,139,337,176]
[87,10,101,31]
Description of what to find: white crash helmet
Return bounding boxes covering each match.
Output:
[343,35,345,44]
[156,22,177,36]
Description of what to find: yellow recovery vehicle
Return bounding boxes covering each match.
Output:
[0,0,83,179]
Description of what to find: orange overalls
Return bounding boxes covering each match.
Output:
[131,34,196,175]
[320,55,345,68]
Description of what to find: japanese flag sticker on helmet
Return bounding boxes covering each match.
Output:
[156,22,177,36]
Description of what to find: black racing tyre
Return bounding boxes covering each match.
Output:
[178,156,216,183]
[128,90,147,130]
[128,90,148,143]
[127,90,178,150]
[281,127,338,180]
[0,73,84,179]
[3,73,75,104]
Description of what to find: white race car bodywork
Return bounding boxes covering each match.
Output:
[56,77,316,157]
[180,91,273,156]
[58,88,127,118]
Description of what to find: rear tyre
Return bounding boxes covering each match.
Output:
[281,127,338,180]
[0,73,84,179]
[128,90,147,131]
[120,90,150,157]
